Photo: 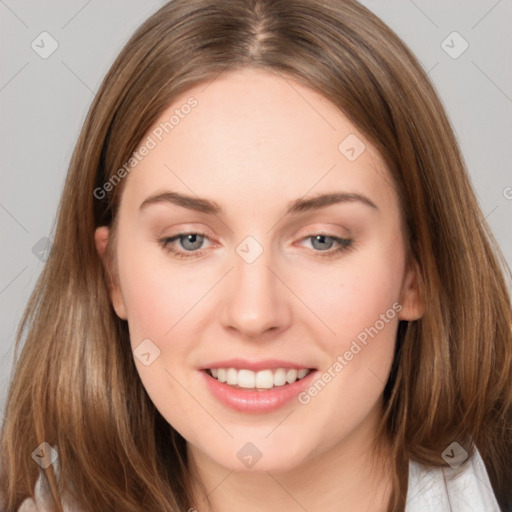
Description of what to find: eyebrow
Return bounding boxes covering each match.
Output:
[139,190,378,215]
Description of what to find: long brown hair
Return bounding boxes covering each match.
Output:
[1,1,511,511]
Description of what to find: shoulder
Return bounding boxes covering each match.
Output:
[17,497,44,512]
[17,466,79,512]
[405,446,501,511]
[17,491,78,512]
[17,481,55,512]
[17,493,79,512]
[17,472,52,512]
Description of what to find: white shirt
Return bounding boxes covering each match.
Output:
[19,447,502,511]
[405,447,502,511]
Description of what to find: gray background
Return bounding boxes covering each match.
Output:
[1,0,511,425]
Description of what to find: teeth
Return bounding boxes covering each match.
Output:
[297,368,309,379]
[273,368,287,386]
[239,369,256,388]
[226,368,238,385]
[207,367,312,389]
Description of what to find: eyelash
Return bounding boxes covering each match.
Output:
[158,232,354,260]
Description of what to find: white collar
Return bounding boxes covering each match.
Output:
[405,446,501,511]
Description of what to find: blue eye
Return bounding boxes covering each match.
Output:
[158,232,353,260]
[307,234,352,253]
[300,234,354,259]
[159,233,208,259]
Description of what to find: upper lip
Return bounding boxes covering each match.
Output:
[199,358,316,372]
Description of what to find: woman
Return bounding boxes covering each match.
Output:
[2,1,511,511]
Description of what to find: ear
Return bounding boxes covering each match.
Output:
[94,226,128,320]
[398,258,424,321]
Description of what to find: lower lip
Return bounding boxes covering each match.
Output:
[200,369,318,413]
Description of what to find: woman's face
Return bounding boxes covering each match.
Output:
[95,68,422,474]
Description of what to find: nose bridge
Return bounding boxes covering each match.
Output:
[220,234,291,337]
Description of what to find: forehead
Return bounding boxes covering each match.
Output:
[120,68,397,216]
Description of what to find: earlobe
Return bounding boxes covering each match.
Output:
[398,259,424,321]
[94,226,110,259]
[94,226,128,320]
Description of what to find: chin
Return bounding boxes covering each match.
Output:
[205,442,313,474]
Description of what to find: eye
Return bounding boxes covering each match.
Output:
[158,232,354,260]
[298,234,354,258]
[159,232,211,259]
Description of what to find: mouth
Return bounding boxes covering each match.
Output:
[200,367,319,413]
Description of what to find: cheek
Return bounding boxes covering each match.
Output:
[115,242,204,423]
[296,247,404,419]
[116,236,200,344]
[296,241,406,411]
[298,240,405,341]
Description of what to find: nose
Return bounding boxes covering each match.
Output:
[220,243,292,339]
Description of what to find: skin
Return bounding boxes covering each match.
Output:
[95,67,423,512]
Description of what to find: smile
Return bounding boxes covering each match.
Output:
[207,367,312,390]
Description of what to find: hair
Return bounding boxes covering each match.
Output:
[1,0,511,511]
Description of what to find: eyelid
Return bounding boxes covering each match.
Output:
[156,223,216,238]
[294,223,352,239]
